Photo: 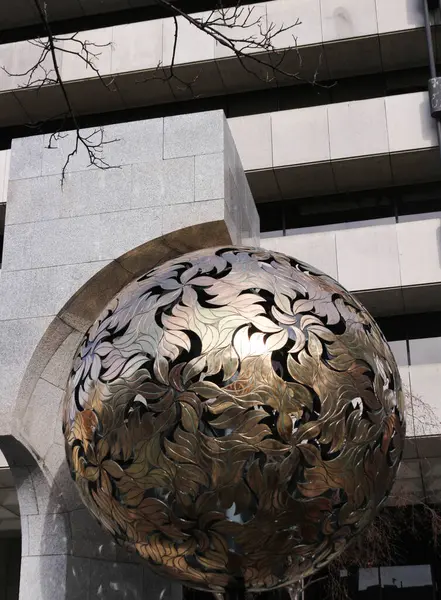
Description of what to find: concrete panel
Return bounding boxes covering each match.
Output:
[409,337,441,367]
[61,28,113,81]
[272,106,330,166]
[268,0,323,49]
[321,0,378,41]
[386,92,437,152]
[389,340,409,368]
[163,13,215,65]
[228,114,272,171]
[409,362,441,436]
[336,224,401,291]
[262,231,338,279]
[376,0,424,33]
[112,20,163,74]
[328,98,389,159]
[214,4,268,59]
[397,219,441,286]
[0,40,63,91]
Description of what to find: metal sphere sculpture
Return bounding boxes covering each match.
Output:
[63,247,405,592]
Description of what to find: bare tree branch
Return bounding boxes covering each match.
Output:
[1,0,313,181]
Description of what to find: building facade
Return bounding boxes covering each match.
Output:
[0,0,441,598]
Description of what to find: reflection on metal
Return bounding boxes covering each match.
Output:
[63,247,405,592]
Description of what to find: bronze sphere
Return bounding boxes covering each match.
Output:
[63,247,405,592]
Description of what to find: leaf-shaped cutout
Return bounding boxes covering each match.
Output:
[299,443,321,466]
[181,402,199,433]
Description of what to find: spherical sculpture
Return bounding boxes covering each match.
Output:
[63,247,405,592]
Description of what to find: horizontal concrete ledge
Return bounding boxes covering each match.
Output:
[248,148,441,203]
[355,284,441,318]
[0,0,440,127]
[262,215,441,316]
[231,92,440,202]
[0,0,158,31]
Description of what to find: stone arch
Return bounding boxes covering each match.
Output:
[8,223,229,600]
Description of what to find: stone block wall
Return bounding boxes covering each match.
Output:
[0,110,259,599]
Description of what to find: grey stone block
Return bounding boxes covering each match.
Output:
[195,152,225,202]
[11,467,39,516]
[0,262,108,321]
[32,462,65,515]
[12,316,72,423]
[117,236,180,276]
[65,556,91,600]
[70,508,117,561]
[6,176,61,226]
[9,135,43,180]
[131,157,194,208]
[43,448,83,512]
[41,128,110,176]
[22,514,30,556]
[98,207,163,260]
[57,166,133,219]
[42,330,83,390]
[1,222,34,272]
[142,568,181,600]
[89,559,143,599]
[101,118,164,166]
[19,555,67,600]
[22,379,64,459]
[59,261,134,333]
[0,316,52,436]
[163,111,224,159]
[162,199,225,236]
[28,512,70,556]
[29,214,100,269]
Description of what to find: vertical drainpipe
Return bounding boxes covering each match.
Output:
[423,0,441,158]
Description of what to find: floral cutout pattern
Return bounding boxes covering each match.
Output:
[63,246,405,592]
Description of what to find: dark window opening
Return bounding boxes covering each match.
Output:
[377,311,441,343]
[258,181,441,234]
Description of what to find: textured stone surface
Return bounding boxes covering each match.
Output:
[131,157,195,208]
[22,379,64,459]
[163,111,224,159]
[9,135,43,180]
[0,316,53,435]
[28,512,70,556]
[20,555,68,600]
[89,560,143,600]
[3,111,256,600]
[70,509,117,560]
[195,152,224,201]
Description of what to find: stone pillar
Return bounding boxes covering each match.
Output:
[0,111,259,599]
